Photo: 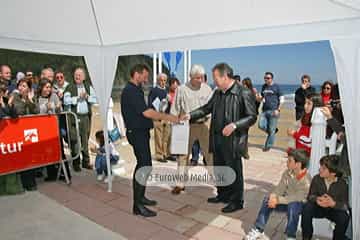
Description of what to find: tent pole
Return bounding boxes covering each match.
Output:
[188,49,192,78]
[183,50,187,83]
[158,52,162,73]
[153,53,157,87]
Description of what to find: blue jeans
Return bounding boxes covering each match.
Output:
[254,196,303,238]
[95,154,119,176]
[258,110,279,149]
[191,140,200,162]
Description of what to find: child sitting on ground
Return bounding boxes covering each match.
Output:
[91,130,119,183]
[246,149,311,240]
[301,154,349,240]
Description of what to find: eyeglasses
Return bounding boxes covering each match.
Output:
[56,75,64,79]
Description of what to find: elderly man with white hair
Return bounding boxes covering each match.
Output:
[64,67,96,171]
[170,64,213,194]
[147,73,172,163]
[40,67,55,83]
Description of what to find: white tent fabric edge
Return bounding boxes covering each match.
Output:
[330,39,360,239]
[1,17,360,239]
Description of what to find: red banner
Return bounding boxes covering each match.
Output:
[0,115,61,175]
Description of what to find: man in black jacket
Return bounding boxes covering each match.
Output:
[0,83,16,118]
[294,74,316,121]
[181,63,257,213]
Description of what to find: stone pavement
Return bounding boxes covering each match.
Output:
[0,191,125,240]
[1,146,330,240]
[38,146,328,240]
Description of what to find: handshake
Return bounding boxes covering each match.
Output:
[164,113,190,123]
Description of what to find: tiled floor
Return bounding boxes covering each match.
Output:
[38,147,329,240]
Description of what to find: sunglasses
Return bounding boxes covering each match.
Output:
[56,75,64,79]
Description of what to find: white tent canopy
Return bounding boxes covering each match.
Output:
[1,0,360,238]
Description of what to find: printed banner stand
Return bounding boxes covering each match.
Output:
[0,114,62,176]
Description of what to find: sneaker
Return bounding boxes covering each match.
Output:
[104,176,111,183]
[286,237,296,240]
[245,228,268,240]
[97,174,104,181]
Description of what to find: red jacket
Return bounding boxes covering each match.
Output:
[293,124,311,156]
[321,93,331,105]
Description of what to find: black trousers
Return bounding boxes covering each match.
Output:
[126,129,152,205]
[213,134,244,205]
[301,202,349,240]
[20,170,36,189]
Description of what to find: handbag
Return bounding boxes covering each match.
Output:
[108,127,121,142]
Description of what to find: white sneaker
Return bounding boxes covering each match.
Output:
[104,176,112,183]
[245,228,268,240]
[97,174,104,181]
[287,237,296,240]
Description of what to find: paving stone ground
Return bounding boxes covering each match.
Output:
[1,143,330,240]
[36,145,329,240]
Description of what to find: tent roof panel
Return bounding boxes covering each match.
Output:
[95,0,360,45]
[0,0,100,45]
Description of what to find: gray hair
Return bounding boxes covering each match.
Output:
[41,67,54,75]
[189,64,205,77]
[157,73,168,81]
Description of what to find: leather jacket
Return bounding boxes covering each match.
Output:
[190,82,257,159]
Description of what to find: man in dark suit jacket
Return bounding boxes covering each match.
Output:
[181,63,257,213]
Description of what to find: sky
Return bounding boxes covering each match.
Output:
[161,40,337,86]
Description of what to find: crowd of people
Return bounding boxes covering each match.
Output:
[0,64,97,193]
[0,60,352,239]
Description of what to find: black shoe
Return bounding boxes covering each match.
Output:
[275,128,279,134]
[141,196,157,206]
[243,152,250,160]
[73,165,81,172]
[262,147,270,152]
[157,158,167,163]
[25,186,38,191]
[207,195,229,204]
[44,177,57,182]
[35,171,44,178]
[203,157,207,166]
[221,202,244,213]
[165,156,177,161]
[190,160,198,166]
[133,204,157,217]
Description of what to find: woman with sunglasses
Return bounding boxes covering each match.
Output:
[320,81,333,105]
